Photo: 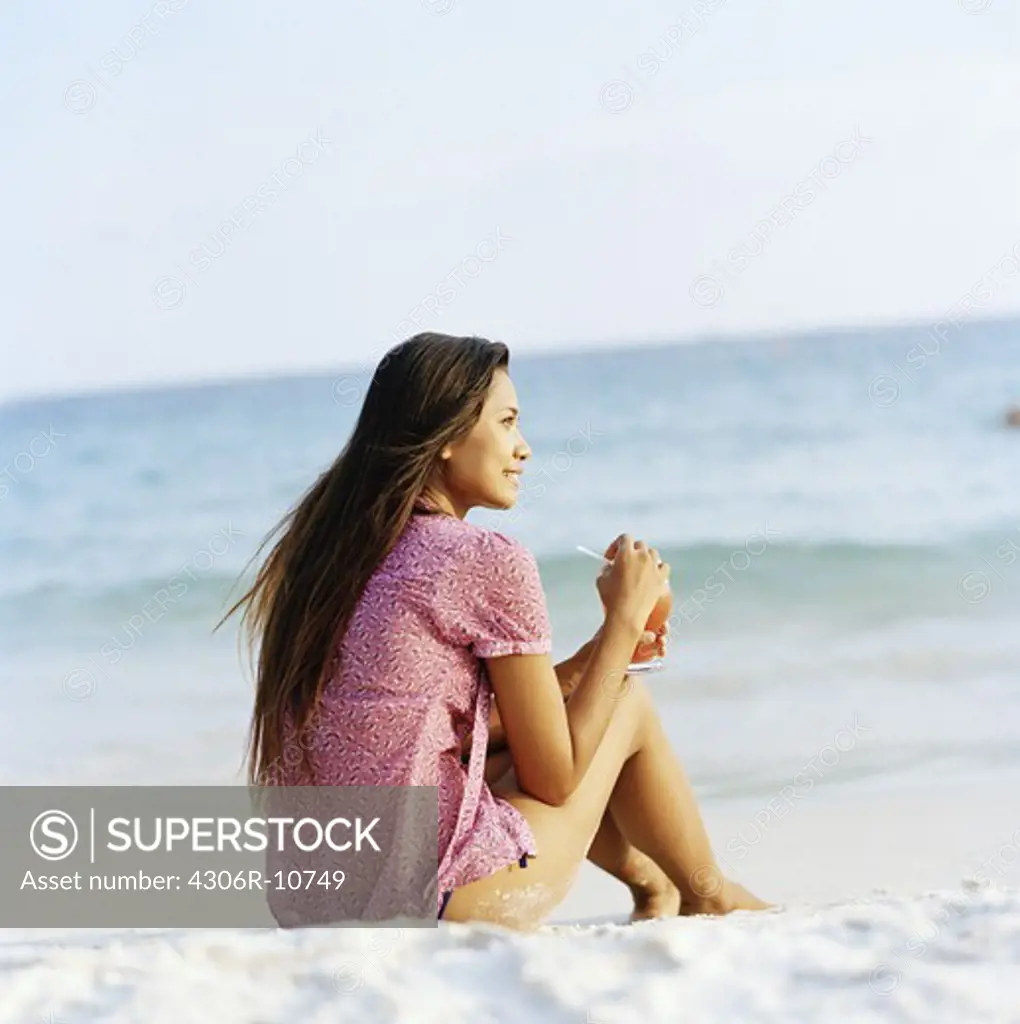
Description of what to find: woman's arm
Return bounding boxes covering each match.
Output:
[462,650,590,790]
[486,536,668,806]
[552,643,592,700]
[468,647,592,756]
[487,612,645,806]
[479,625,665,756]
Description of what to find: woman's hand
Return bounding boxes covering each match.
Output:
[597,534,671,635]
[560,618,670,700]
[632,620,670,662]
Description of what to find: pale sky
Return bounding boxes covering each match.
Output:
[2,0,1019,402]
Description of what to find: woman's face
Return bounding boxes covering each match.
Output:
[432,369,532,518]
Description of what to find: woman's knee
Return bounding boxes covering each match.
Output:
[626,674,655,711]
[559,679,655,814]
[504,678,656,845]
[613,674,656,745]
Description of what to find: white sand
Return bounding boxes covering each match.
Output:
[3,779,1019,1023]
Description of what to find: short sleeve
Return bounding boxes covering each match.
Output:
[441,530,552,659]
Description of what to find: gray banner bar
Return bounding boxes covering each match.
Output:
[2,786,438,928]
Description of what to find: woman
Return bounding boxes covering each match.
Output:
[227,331,769,929]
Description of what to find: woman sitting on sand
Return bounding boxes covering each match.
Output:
[228,332,768,929]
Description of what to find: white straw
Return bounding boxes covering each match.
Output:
[576,545,612,565]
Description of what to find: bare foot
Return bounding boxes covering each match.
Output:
[629,880,681,921]
[612,850,680,921]
[680,879,774,916]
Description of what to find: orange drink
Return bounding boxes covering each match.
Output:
[601,541,672,662]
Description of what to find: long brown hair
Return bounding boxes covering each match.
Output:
[220,332,510,786]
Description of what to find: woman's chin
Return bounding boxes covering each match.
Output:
[490,489,519,511]
[474,480,521,511]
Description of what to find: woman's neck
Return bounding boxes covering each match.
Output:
[414,487,465,519]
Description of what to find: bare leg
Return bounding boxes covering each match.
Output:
[585,803,680,920]
[481,673,677,919]
[606,703,769,918]
[444,677,770,929]
[485,748,678,920]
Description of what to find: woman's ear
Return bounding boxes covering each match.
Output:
[440,447,452,461]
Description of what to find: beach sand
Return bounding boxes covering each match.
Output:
[3,778,1018,1023]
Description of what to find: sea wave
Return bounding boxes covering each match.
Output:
[0,570,252,642]
[4,535,1020,640]
[538,534,1020,623]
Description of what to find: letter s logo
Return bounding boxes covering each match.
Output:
[30,810,79,860]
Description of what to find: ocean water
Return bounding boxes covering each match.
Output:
[3,319,1020,802]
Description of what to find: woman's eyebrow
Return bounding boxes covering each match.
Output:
[500,406,519,415]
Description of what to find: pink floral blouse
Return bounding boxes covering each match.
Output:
[279,509,553,913]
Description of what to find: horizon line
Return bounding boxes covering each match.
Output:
[4,310,1017,411]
